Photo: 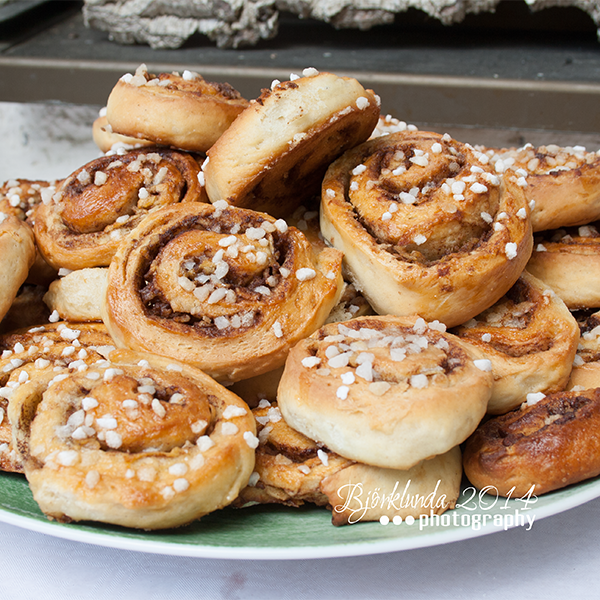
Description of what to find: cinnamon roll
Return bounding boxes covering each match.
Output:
[452,270,579,415]
[277,315,492,470]
[8,349,256,529]
[33,147,206,271]
[320,130,533,328]
[204,69,380,218]
[106,64,248,153]
[480,143,600,232]
[102,202,344,384]
[0,322,116,472]
[92,112,154,154]
[0,212,36,323]
[567,309,600,390]
[526,222,600,309]
[463,388,600,497]
[236,400,461,525]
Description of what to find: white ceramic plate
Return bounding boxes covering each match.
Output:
[1,469,599,560]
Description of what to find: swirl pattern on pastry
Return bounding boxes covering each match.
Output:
[480,143,600,232]
[526,223,600,309]
[9,349,256,529]
[236,400,461,525]
[277,315,493,470]
[463,388,600,497]
[102,202,344,384]
[204,69,380,218]
[320,130,533,328]
[452,270,580,415]
[106,65,249,153]
[0,322,115,472]
[33,147,206,271]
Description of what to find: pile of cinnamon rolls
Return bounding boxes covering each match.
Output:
[2,63,600,530]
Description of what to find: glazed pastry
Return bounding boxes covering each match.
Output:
[0,321,116,472]
[204,69,380,218]
[480,143,600,232]
[9,349,256,529]
[463,388,600,497]
[277,315,493,470]
[92,111,154,154]
[453,270,580,414]
[236,400,462,526]
[102,202,344,384]
[526,223,600,309]
[33,147,206,271]
[43,268,108,322]
[106,64,248,153]
[0,212,36,323]
[320,130,533,328]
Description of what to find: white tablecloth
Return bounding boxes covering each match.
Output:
[1,496,599,600]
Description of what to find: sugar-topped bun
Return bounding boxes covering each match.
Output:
[277,315,493,470]
[204,69,380,218]
[106,64,249,153]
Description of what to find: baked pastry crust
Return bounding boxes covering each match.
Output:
[106,65,248,153]
[204,70,380,217]
[92,114,154,154]
[9,349,256,529]
[277,315,492,470]
[526,223,600,309]
[43,268,108,323]
[320,130,533,328]
[480,143,600,232]
[453,270,580,414]
[33,147,206,271]
[567,309,600,390]
[102,202,344,384]
[237,401,462,525]
[463,388,600,497]
[0,212,36,323]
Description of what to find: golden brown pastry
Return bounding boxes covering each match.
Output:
[43,268,108,323]
[567,309,600,390]
[102,202,344,384]
[277,315,493,470]
[236,400,462,525]
[9,349,256,529]
[204,69,380,218]
[0,321,116,472]
[320,130,533,328]
[463,388,600,497]
[92,112,154,154]
[106,64,249,153]
[0,212,36,323]
[452,270,580,414]
[33,147,206,271]
[526,223,600,309]
[480,143,600,232]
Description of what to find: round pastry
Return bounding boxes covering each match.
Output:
[452,270,580,415]
[43,268,108,322]
[526,222,600,309]
[463,388,600,497]
[204,69,381,218]
[106,64,249,153]
[480,143,600,232]
[320,130,533,328]
[102,202,344,384]
[92,113,154,154]
[33,147,206,271]
[0,212,36,323]
[8,349,256,529]
[0,321,116,472]
[277,315,493,470]
[237,400,462,526]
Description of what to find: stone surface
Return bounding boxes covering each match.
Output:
[82,0,600,49]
